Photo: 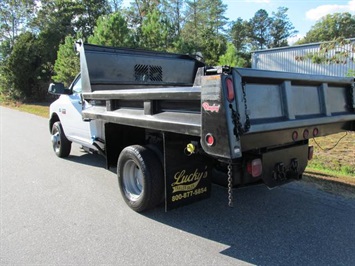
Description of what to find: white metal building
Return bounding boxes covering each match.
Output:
[252,39,355,77]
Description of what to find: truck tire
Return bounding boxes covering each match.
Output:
[51,121,71,158]
[117,145,164,212]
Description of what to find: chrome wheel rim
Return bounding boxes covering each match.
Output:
[52,127,61,153]
[122,160,143,201]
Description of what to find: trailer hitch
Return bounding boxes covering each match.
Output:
[273,159,300,182]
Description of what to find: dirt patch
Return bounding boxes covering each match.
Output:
[303,172,355,199]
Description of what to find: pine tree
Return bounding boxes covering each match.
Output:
[88,12,134,47]
[53,35,80,86]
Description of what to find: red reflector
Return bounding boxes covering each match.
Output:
[247,159,262,177]
[313,128,319,137]
[292,131,298,141]
[205,134,215,146]
[226,78,235,102]
[308,146,314,160]
[303,129,309,139]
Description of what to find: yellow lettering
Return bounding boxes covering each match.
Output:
[171,167,209,193]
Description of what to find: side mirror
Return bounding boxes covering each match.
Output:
[48,82,71,95]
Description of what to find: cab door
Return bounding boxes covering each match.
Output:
[60,75,93,147]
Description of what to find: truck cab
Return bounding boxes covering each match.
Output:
[49,74,104,156]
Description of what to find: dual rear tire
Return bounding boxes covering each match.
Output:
[117,145,164,212]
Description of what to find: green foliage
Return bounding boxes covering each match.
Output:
[163,0,184,37]
[31,0,79,36]
[269,7,297,48]
[74,0,111,38]
[2,32,43,100]
[124,0,161,30]
[346,69,355,77]
[297,13,355,44]
[32,0,110,38]
[218,43,247,67]
[302,37,355,66]
[88,12,134,47]
[230,7,296,52]
[0,0,36,46]
[0,39,11,61]
[181,0,228,65]
[230,18,249,52]
[248,9,271,50]
[4,0,355,103]
[53,35,80,86]
[140,9,171,51]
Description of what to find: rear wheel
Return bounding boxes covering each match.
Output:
[117,145,164,212]
[51,121,71,158]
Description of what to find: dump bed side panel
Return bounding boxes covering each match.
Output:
[80,43,205,92]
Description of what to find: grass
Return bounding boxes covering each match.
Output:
[304,132,355,190]
[1,100,354,186]
[0,100,49,118]
[307,132,355,177]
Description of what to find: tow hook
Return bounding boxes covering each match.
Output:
[273,159,300,181]
[289,159,301,179]
[273,162,287,181]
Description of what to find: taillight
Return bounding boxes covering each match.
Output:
[226,78,235,102]
[303,129,309,139]
[247,159,262,177]
[308,146,314,160]
[292,131,298,141]
[313,128,319,137]
[205,133,215,146]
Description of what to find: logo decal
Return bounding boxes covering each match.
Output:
[171,167,208,193]
[202,102,220,113]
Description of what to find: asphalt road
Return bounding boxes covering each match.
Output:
[1,106,355,265]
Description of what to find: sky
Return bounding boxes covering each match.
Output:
[223,0,355,43]
[122,0,355,44]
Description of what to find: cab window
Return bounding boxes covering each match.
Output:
[72,76,82,94]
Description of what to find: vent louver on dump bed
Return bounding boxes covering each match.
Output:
[134,65,163,82]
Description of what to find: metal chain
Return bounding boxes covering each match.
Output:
[229,104,240,141]
[227,163,233,207]
[241,82,250,132]
[229,82,250,141]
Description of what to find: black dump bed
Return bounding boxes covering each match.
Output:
[79,42,355,159]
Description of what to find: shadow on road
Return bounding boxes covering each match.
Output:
[63,151,355,265]
[145,182,355,265]
[65,150,107,169]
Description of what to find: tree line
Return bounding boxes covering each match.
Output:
[1,0,355,102]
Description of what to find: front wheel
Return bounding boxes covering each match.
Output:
[117,145,164,212]
[51,121,71,158]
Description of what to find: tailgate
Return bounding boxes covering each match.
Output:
[233,68,355,134]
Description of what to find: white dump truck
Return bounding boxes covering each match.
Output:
[49,42,355,212]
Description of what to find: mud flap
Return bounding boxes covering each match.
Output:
[261,144,309,188]
[164,133,212,211]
